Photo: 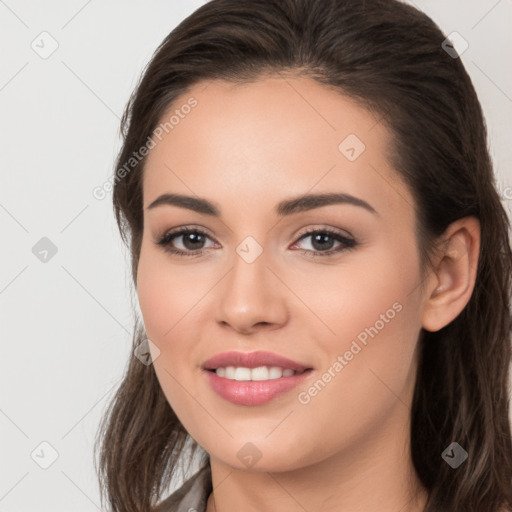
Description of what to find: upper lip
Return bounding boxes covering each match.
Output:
[202,351,312,372]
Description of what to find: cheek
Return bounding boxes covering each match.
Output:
[301,301,420,453]
[137,242,205,341]
[302,234,419,351]
[300,240,422,422]
[136,242,214,399]
[136,245,203,419]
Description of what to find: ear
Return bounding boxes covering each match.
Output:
[421,216,481,332]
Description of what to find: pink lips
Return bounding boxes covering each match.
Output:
[202,350,310,372]
[202,351,313,406]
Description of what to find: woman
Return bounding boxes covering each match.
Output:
[96,0,512,511]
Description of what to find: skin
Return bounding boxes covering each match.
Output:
[136,75,480,512]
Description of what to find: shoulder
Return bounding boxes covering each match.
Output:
[153,465,212,512]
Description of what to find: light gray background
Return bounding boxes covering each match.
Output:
[1,1,511,511]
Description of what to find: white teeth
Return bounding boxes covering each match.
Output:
[234,367,251,381]
[268,366,283,379]
[214,365,297,381]
[251,366,270,381]
[225,366,236,379]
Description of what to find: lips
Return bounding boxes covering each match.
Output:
[201,350,311,372]
[201,350,314,406]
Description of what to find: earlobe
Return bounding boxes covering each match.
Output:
[421,216,481,332]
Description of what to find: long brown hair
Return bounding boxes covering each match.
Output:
[95,1,512,510]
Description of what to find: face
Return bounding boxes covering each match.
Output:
[137,75,426,472]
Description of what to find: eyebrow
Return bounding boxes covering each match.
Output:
[147,192,378,217]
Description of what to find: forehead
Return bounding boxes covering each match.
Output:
[142,75,413,221]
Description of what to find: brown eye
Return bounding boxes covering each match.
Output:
[156,228,217,257]
[292,229,357,258]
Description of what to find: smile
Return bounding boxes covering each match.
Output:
[201,350,314,405]
[212,365,302,380]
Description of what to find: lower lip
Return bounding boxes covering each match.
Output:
[203,369,313,406]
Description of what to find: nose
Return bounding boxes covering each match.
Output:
[214,250,289,335]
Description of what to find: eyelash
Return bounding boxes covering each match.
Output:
[156,226,358,259]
